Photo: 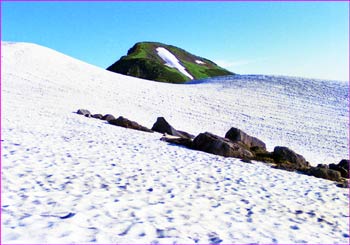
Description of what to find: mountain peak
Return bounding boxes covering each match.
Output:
[106,41,234,83]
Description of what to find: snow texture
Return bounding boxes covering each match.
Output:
[156,47,194,79]
[1,42,349,244]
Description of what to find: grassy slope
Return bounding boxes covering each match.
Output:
[107,42,234,83]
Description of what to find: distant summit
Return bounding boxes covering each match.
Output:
[106,42,234,83]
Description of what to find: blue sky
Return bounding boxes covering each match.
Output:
[2,1,349,81]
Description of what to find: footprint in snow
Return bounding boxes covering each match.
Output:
[59,212,75,219]
[208,232,223,244]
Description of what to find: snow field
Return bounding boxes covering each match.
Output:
[1,42,349,244]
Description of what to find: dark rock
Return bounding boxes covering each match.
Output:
[85,114,91,118]
[176,130,195,139]
[250,147,275,163]
[329,162,348,179]
[102,114,116,121]
[151,117,194,139]
[92,114,103,119]
[317,164,328,169]
[329,159,349,179]
[192,132,254,159]
[272,146,309,171]
[304,167,342,182]
[160,135,193,148]
[225,127,266,150]
[109,116,153,133]
[338,159,349,169]
[77,109,91,116]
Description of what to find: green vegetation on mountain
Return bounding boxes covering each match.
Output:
[106,42,234,83]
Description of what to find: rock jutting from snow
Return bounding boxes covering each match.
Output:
[102,114,116,121]
[77,109,348,186]
[338,159,349,169]
[250,147,275,163]
[160,134,193,148]
[92,114,103,119]
[225,127,266,150]
[108,116,153,133]
[304,166,342,182]
[152,117,194,139]
[272,146,309,171]
[329,159,349,178]
[192,132,254,159]
[77,109,91,117]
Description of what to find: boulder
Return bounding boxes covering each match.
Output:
[250,147,275,163]
[160,134,193,148]
[108,116,153,133]
[151,117,194,139]
[329,161,349,179]
[92,114,103,119]
[304,167,342,182]
[272,146,309,171]
[225,127,266,150]
[102,114,116,121]
[317,164,329,169]
[338,159,349,169]
[177,130,195,139]
[192,132,254,159]
[77,109,91,116]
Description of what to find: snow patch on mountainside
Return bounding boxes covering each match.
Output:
[195,60,205,65]
[1,42,349,244]
[156,47,193,79]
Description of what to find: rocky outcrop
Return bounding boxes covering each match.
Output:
[329,159,349,178]
[250,147,275,163]
[272,146,309,171]
[304,166,342,182]
[102,114,116,121]
[92,114,103,119]
[192,132,254,159]
[108,116,153,133]
[160,134,193,148]
[338,159,349,169]
[152,117,194,139]
[225,127,266,150]
[76,108,348,188]
[77,109,91,117]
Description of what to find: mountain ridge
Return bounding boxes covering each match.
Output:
[106,41,234,83]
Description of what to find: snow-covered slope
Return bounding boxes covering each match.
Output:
[189,74,349,164]
[1,42,349,244]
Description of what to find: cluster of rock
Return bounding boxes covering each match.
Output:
[77,109,349,187]
[77,109,152,133]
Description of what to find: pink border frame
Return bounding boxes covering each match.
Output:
[0,1,349,245]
